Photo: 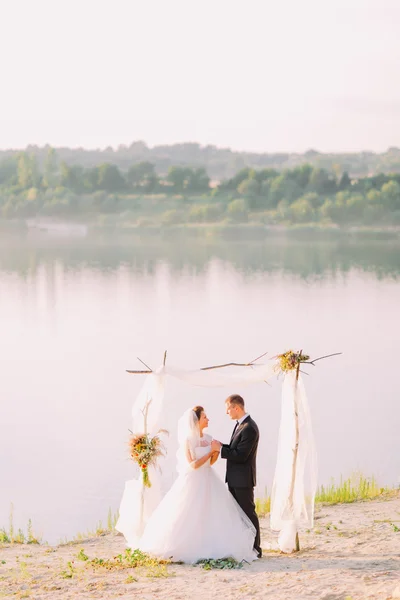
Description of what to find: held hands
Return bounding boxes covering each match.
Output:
[211,439,222,453]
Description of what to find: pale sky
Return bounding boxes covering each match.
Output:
[1,0,400,153]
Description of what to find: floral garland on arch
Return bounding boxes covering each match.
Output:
[274,350,310,374]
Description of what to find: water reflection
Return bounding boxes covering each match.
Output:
[0,231,399,280]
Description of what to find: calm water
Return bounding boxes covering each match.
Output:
[1,231,399,544]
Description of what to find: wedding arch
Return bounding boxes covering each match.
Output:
[117,350,340,554]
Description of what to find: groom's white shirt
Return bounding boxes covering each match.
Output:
[237,413,249,426]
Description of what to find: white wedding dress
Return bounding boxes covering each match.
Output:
[137,434,257,563]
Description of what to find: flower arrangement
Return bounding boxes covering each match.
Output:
[129,430,168,488]
[275,350,310,373]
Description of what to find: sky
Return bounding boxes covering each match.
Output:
[1,0,400,153]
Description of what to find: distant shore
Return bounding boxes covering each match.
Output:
[1,494,399,600]
[2,218,400,242]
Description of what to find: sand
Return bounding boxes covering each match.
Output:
[1,494,399,600]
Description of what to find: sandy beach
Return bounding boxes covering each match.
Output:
[1,494,399,600]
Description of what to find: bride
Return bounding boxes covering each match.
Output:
[136,405,258,563]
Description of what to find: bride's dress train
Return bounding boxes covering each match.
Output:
[118,435,257,564]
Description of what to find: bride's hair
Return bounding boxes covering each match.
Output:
[192,406,204,421]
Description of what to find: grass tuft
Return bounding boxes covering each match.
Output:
[0,506,41,545]
[315,473,395,504]
[70,547,171,578]
[255,473,398,516]
[65,507,119,543]
[255,487,270,517]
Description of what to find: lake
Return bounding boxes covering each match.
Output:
[0,229,399,544]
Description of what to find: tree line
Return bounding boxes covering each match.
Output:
[2,141,400,181]
[0,149,400,226]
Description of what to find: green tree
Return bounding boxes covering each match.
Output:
[366,189,381,205]
[290,164,313,189]
[319,199,336,221]
[346,193,365,219]
[237,178,260,197]
[17,152,39,188]
[0,157,18,185]
[298,192,321,209]
[380,180,400,211]
[217,168,251,193]
[60,163,85,193]
[127,162,158,193]
[338,171,351,190]
[97,164,125,192]
[269,174,302,205]
[252,168,279,183]
[227,198,248,222]
[42,148,59,188]
[308,167,336,195]
[185,168,210,193]
[289,198,315,223]
[166,166,191,193]
[84,167,100,191]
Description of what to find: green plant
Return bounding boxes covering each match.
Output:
[0,531,10,544]
[60,561,75,579]
[26,519,40,544]
[0,507,41,545]
[195,557,243,570]
[73,547,170,578]
[316,473,393,504]
[255,493,270,517]
[77,549,89,561]
[66,507,119,542]
[107,507,118,530]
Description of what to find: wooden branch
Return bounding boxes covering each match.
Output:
[141,397,153,435]
[303,352,342,366]
[288,353,301,552]
[200,362,257,371]
[249,350,269,364]
[137,357,153,372]
[127,361,261,374]
[126,350,342,374]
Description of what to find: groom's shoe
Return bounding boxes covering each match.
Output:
[255,547,262,558]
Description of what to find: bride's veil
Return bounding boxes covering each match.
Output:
[176,408,200,474]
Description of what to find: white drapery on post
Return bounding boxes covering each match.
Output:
[116,362,317,553]
[270,371,317,552]
[116,368,166,546]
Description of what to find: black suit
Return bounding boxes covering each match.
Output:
[221,415,261,556]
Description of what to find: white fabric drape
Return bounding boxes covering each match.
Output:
[131,367,166,434]
[116,362,317,553]
[270,371,317,552]
[116,368,166,543]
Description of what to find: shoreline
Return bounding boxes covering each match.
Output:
[1,494,399,599]
[1,218,400,241]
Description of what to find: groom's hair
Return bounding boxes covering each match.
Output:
[225,394,245,409]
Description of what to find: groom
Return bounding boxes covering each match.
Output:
[212,394,261,558]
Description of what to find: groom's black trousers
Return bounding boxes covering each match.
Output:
[228,486,261,555]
